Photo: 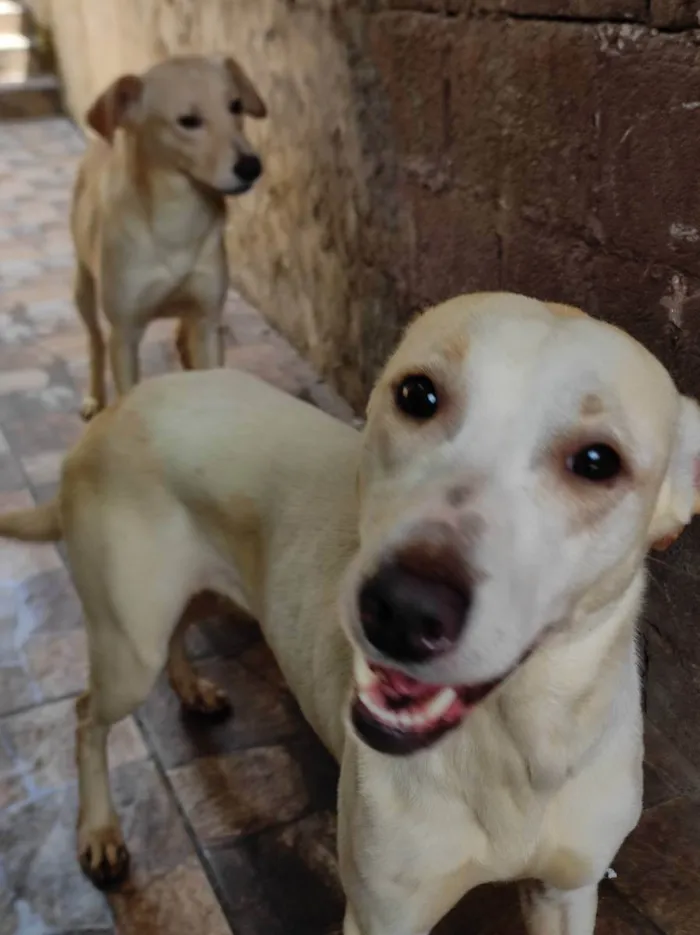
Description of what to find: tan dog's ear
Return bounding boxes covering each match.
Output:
[86,74,143,143]
[224,57,267,119]
[649,396,700,551]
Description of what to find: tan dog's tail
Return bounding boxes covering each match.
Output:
[0,500,62,542]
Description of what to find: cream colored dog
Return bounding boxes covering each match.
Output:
[71,54,266,420]
[2,293,699,935]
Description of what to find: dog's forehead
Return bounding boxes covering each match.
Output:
[390,293,677,438]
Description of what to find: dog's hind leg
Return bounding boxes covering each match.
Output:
[75,628,161,889]
[73,538,194,888]
[74,263,106,421]
[519,881,597,935]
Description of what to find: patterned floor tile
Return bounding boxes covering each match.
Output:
[207,810,343,935]
[136,657,302,770]
[0,490,62,582]
[613,795,700,934]
[110,856,232,935]
[0,566,83,639]
[0,781,113,935]
[643,720,700,809]
[169,744,314,846]
[0,697,146,793]
[23,626,88,700]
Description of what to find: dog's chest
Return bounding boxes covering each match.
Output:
[149,200,223,276]
[109,211,227,318]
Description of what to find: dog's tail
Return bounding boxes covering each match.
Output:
[0,499,62,542]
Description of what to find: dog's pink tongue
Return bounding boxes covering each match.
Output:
[371,663,439,701]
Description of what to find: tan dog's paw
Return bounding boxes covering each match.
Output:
[78,824,130,889]
[80,397,103,422]
[180,677,232,718]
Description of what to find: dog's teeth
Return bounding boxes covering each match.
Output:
[360,691,400,727]
[354,656,378,691]
[360,685,458,732]
[425,687,457,720]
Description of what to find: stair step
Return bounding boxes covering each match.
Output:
[0,32,40,80]
[0,72,62,119]
[0,1,25,34]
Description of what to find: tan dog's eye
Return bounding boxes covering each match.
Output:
[177,113,203,130]
[395,375,439,421]
[229,99,243,115]
[567,444,622,482]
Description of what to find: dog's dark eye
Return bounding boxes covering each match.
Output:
[177,113,203,129]
[567,444,622,482]
[229,99,243,115]
[395,375,439,421]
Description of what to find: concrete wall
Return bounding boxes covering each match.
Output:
[44,0,700,765]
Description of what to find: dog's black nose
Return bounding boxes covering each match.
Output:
[359,565,469,664]
[234,154,262,183]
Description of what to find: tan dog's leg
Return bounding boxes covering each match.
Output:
[177,314,225,371]
[175,320,193,371]
[519,881,597,935]
[70,514,198,887]
[167,615,231,716]
[74,264,106,421]
[75,631,161,888]
[338,757,460,935]
[107,322,143,395]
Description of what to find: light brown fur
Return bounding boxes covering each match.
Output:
[71,54,266,420]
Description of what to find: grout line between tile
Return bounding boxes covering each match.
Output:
[132,707,238,933]
[0,685,78,720]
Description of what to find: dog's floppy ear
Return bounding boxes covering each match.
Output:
[224,57,267,119]
[649,396,700,551]
[86,74,143,143]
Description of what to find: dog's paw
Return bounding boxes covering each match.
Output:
[78,824,130,889]
[180,678,232,719]
[80,397,103,422]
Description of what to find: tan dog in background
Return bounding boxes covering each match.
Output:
[1,293,699,934]
[70,54,266,420]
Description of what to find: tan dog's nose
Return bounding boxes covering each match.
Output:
[234,154,262,183]
[359,564,470,664]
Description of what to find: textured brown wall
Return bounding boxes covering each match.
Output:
[46,0,700,763]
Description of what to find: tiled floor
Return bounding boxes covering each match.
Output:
[0,117,699,935]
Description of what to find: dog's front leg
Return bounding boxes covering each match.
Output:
[108,323,143,395]
[179,313,225,370]
[337,752,461,935]
[519,880,597,935]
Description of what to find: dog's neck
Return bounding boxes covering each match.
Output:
[495,571,643,790]
[117,132,226,244]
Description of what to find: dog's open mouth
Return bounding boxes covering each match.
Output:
[351,660,501,755]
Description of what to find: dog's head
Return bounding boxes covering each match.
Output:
[343,293,700,755]
[86,55,266,195]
